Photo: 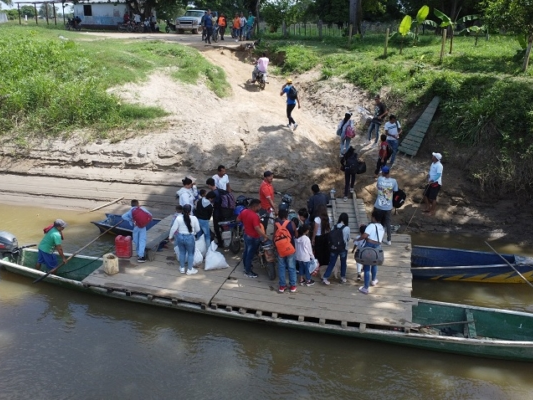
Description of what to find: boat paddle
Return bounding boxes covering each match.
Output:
[33,220,123,284]
[484,241,533,289]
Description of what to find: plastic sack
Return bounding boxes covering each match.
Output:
[174,245,180,259]
[308,258,319,275]
[193,247,204,266]
[196,237,207,257]
[205,241,229,271]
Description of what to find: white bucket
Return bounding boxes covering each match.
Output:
[103,253,119,275]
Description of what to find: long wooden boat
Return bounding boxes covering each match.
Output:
[91,213,161,236]
[411,245,533,283]
[2,248,533,362]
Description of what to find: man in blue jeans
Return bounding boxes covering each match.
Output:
[237,199,269,278]
[384,114,402,167]
[274,209,297,293]
[367,95,388,144]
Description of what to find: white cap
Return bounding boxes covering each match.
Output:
[432,152,442,161]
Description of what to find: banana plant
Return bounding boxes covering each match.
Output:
[398,15,412,54]
[435,8,479,54]
[412,5,436,44]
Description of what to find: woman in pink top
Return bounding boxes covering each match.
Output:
[252,52,269,83]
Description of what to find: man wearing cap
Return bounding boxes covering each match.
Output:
[373,166,398,245]
[280,79,300,131]
[384,114,402,167]
[367,95,388,145]
[259,171,276,231]
[36,219,67,271]
[424,153,444,216]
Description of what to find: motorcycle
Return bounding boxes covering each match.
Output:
[255,71,267,90]
[165,19,176,33]
[65,17,82,31]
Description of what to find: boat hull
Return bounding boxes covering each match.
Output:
[2,250,533,362]
[90,213,161,236]
[411,245,533,283]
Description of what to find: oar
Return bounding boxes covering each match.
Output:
[484,241,533,289]
[33,220,123,284]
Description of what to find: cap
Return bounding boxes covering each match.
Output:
[432,152,442,161]
[381,166,390,174]
[54,219,67,228]
[183,204,192,213]
[263,171,273,177]
[286,78,292,84]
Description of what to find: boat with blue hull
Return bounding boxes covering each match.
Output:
[411,245,533,283]
[91,213,161,236]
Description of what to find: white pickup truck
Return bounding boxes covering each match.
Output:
[175,9,206,34]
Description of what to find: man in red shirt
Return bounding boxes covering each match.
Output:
[237,199,269,278]
[259,170,276,231]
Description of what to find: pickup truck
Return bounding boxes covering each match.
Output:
[175,9,206,34]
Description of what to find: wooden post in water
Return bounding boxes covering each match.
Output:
[384,27,389,57]
[439,29,447,63]
[349,24,353,44]
[318,20,323,39]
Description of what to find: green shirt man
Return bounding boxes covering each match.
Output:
[37,219,67,271]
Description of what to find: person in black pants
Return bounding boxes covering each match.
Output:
[280,79,301,131]
[340,146,358,202]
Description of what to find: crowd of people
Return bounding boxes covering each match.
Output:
[200,10,255,44]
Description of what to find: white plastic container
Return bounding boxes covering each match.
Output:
[103,253,119,275]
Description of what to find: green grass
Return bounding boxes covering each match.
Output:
[261,33,533,195]
[0,24,230,139]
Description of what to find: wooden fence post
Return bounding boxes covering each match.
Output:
[17,3,21,25]
[439,29,447,63]
[384,28,389,57]
[282,20,287,37]
[318,20,323,39]
[349,24,353,43]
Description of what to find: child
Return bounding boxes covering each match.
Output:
[295,224,315,286]
[375,134,391,178]
[353,224,367,281]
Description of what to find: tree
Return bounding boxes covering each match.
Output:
[20,5,36,18]
[484,0,533,71]
[434,8,478,54]
[39,3,57,18]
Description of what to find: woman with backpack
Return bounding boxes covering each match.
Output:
[169,204,201,276]
[337,112,355,157]
[357,210,385,294]
[340,146,358,202]
[311,204,331,269]
[322,213,351,285]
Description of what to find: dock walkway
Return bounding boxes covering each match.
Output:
[83,199,416,328]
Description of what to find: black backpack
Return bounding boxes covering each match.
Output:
[356,160,367,174]
[393,189,407,208]
[288,86,298,100]
[329,226,345,252]
[346,153,358,174]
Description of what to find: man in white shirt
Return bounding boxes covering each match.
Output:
[384,114,402,167]
[213,164,231,192]
[252,52,269,83]
[423,152,444,216]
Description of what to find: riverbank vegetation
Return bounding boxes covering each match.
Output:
[262,33,533,195]
[0,25,230,140]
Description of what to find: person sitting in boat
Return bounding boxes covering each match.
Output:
[121,200,152,263]
[36,219,67,272]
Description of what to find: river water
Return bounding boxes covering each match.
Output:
[1,205,533,399]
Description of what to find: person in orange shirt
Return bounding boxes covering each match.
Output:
[259,170,276,231]
[217,13,227,40]
[232,14,240,39]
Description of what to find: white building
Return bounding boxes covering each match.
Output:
[73,1,128,29]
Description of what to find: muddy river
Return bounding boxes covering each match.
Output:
[1,204,532,399]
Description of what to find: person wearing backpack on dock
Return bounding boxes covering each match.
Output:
[122,200,153,263]
[195,190,216,247]
[274,209,297,293]
[384,115,402,168]
[337,112,355,157]
[373,166,398,246]
[322,213,351,285]
[340,146,358,202]
[358,210,384,295]
[280,79,300,131]
[206,178,234,247]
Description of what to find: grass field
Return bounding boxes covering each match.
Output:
[261,33,533,194]
[0,23,230,141]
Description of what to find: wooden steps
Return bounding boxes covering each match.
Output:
[398,96,440,157]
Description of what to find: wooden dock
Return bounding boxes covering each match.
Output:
[82,207,416,328]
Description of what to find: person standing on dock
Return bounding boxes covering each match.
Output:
[195,190,215,247]
[237,199,270,278]
[322,213,351,285]
[423,152,443,216]
[307,184,329,222]
[35,219,67,271]
[259,171,276,232]
[122,200,152,263]
[169,204,201,275]
[274,209,297,293]
[213,165,231,192]
[358,210,384,295]
[373,166,398,245]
